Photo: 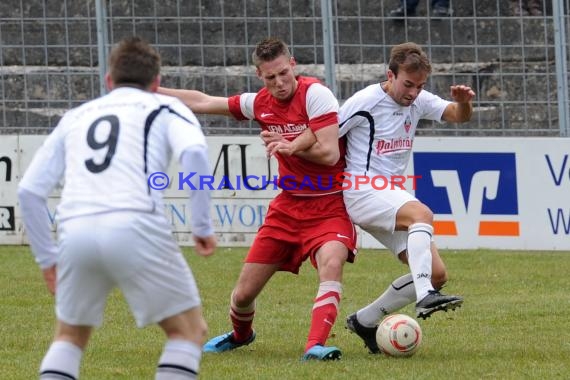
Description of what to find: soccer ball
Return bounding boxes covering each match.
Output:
[376,314,422,357]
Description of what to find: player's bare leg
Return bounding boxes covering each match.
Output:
[203,263,279,353]
[302,241,347,361]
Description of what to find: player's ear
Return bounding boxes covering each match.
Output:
[289,56,296,68]
[105,73,114,91]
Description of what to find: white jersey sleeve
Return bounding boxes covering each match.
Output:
[305,83,339,119]
[18,120,67,197]
[158,96,214,237]
[160,97,208,160]
[238,93,257,120]
[18,120,67,269]
[414,90,451,122]
[180,147,213,237]
[17,188,58,268]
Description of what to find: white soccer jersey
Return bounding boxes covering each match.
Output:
[19,87,207,222]
[339,83,450,177]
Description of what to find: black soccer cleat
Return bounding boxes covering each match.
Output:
[345,313,380,354]
[416,290,463,319]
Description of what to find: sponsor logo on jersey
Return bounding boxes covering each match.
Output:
[266,123,308,137]
[375,137,413,154]
[413,152,519,237]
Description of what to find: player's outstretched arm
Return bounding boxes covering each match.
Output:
[442,85,476,123]
[158,86,232,116]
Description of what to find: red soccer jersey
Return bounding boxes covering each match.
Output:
[228,76,346,195]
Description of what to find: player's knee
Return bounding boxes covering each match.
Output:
[319,250,346,276]
[412,203,433,224]
[231,288,255,308]
[325,259,344,276]
[398,202,434,228]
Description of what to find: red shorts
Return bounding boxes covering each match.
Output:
[246,191,357,274]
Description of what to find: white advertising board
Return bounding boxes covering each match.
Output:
[1,135,569,250]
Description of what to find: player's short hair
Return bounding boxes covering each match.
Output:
[252,37,291,67]
[389,42,432,77]
[108,36,161,88]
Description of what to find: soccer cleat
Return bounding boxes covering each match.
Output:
[301,345,342,361]
[416,290,464,319]
[345,313,380,354]
[203,331,256,353]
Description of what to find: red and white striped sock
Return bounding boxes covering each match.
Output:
[230,291,255,342]
[305,281,342,352]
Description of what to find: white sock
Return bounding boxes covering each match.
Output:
[156,339,201,380]
[39,340,82,380]
[407,223,435,302]
[356,273,416,327]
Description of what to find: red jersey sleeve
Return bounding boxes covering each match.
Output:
[227,95,248,120]
[309,111,338,132]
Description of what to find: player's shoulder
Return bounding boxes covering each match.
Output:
[357,83,384,100]
[302,77,336,100]
[152,92,181,105]
[57,96,100,128]
[151,92,202,127]
[343,83,384,110]
[413,89,442,108]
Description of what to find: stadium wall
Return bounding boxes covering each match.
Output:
[1,135,568,250]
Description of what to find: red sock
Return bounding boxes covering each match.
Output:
[230,307,254,342]
[305,281,342,352]
[230,294,255,343]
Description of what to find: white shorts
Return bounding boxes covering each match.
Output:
[56,210,201,328]
[343,183,417,256]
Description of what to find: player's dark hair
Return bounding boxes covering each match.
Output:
[389,42,431,78]
[108,36,161,88]
[252,37,291,67]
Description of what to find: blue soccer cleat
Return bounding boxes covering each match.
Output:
[203,331,256,353]
[301,345,342,361]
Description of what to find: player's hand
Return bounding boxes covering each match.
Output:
[266,140,297,157]
[42,265,56,295]
[193,235,217,257]
[260,130,285,145]
[260,131,287,157]
[450,85,475,103]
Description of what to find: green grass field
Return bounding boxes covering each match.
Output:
[1,245,569,379]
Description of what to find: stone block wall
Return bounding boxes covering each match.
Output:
[0,0,567,135]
